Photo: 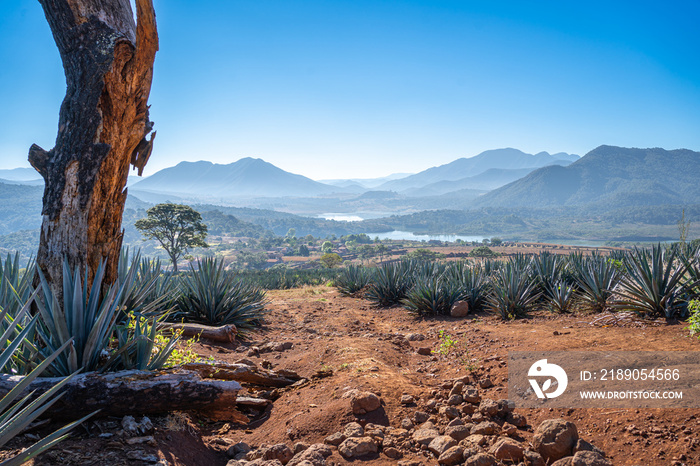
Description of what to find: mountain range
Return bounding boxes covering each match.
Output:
[475,146,700,208]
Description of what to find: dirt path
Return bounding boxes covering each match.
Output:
[24,286,700,465]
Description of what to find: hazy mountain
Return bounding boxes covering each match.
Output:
[130,158,342,198]
[475,146,700,208]
[376,148,579,192]
[402,167,536,197]
[320,173,412,189]
[0,168,41,182]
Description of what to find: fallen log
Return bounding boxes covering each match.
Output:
[158,323,237,343]
[183,362,302,388]
[0,369,240,420]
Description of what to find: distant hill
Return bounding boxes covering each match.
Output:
[475,146,700,208]
[130,158,343,198]
[376,148,578,192]
[403,167,536,197]
[320,173,412,189]
[0,168,41,182]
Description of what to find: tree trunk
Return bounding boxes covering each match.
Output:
[157,323,238,343]
[31,0,158,296]
[0,369,240,420]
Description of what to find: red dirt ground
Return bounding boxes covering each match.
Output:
[16,286,700,465]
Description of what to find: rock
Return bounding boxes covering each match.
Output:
[524,450,546,466]
[573,439,605,457]
[571,451,612,466]
[287,444,332,466]
[406,333,426,341]
[551,458,573,466]
[323,432,345,446]
[401,418,414,430]
[344,422,364,438]
[445,424,470,441]
[438,445,464,465]
[496,399,515,416]
[126,450,159,463]
[413,411,430,423]
[417,347,432,356]
[122,415,153,436]
[227,461,245,466]
[447,418,463,427]
[501,422,517,436]
[464,452,499,466]
[262,444,294,464]
[463,434,487,446]
[489,438,525,462]
[462,385,481,403]
[450,381,465,397]
[451,300,470,317]
[506,412,527,427]
[478,378,493,389]
[533,419,579,463]
[350,391,382,414]
[228,442,252,458]
[293,443,309,455]
[479,399,499,417]
[412,425,440,446]
[439,405,461,420]
[338,437,378,458]
[470,421,499,435]
[125,436,156,445]
[429,435,458,456]
[384,447,402,459]
[447,394,463,406]
[400,394,415,405]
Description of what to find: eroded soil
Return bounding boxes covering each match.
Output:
[16,286,700,465]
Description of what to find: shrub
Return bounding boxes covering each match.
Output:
[402,274,461,316]
[365,262,411,307]
[174,258,267,336]
[612,244,694,318]
[486,260,540,319]
[336,264,372,296]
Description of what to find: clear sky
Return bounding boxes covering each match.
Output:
[1,0,699,180]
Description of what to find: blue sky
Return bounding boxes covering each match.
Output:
[1,0,699,180]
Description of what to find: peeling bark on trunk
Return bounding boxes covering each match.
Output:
[157,323,239,343]
[32,0,158,295]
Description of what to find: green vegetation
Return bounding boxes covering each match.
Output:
[135,203,209,272]
[336,265,372,296]
[319,252,343,268]
[173,257,267,336]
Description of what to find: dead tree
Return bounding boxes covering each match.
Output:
[31,0,158,295]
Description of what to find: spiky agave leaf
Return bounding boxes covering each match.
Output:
[612,244,694,318]
[335,264,373,296]
[572,254,620,313]
[486,260,540,319]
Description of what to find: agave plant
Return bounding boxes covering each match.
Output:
[103,313,179,372]
[544,280,575,313]
[0,295,92,465]
[35,259,179,376]
[486,260,540,319]
[335,264,372,296]
[0,253,35,317]
[402,274,461,316]
[572,254,620,313]
[117,249,176,318]
[446,262,490,313]
[531,252,563,296]
[612,244,694,318]
[174,257,267,336]
[365,262,411,307]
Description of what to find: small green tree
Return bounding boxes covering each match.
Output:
[321,241,333,253]
[490,237,503,246]
[298,244,310,257]
[135,203,209,272]
[319,253,343,268]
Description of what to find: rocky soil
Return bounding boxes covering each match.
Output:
[9,286,700,465]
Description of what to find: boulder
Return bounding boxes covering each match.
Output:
[261,444,294,464]
[450,300,469,317]
[428,435,458,456]
[338,437,378,458]
[350,391,382,414]
[343,422,364,438]
[572,450,612,466]
[438,445,464,465]
[412,425,440,446]
[445,424,470,441]
[470,421,499,435]
[464,452,499,466]
[489,438,525,462]
[533,419,579,463]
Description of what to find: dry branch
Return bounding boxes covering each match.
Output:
[158,323,237,343]
[183,362,303,388]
